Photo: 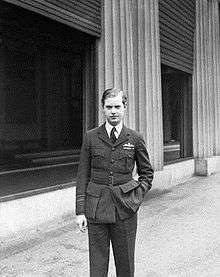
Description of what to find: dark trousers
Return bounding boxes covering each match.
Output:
[87,213,137,277]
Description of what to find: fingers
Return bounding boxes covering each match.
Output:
[79,221,87,232]
[81,226,87,233]
[76,216,87,233]
[83,218,88,228]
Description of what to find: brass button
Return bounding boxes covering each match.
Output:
[112,147,115,151]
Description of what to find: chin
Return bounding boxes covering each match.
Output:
[109,120,119,126]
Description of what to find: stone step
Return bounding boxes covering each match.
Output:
[14,149,80,159]
[32,154,79,164]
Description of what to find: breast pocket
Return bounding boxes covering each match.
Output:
[115,150,135,172]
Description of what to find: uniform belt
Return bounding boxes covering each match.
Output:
[90,177,132,186]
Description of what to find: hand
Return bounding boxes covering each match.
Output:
[75,214,87,233]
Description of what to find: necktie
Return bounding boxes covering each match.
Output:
[110,127,117,143]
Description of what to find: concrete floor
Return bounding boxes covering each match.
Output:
[0,173,220,276]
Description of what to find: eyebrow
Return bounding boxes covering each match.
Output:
[105,105,122,108]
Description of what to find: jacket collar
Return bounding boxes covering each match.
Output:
[105,120,123,138]
[97,123,130,147]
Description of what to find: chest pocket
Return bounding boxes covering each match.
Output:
[115,149,135,159]
[91,149,105,169]
[114,150,135,171]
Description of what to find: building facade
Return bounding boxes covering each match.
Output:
[98,0,220,179]
[0,0,220,189]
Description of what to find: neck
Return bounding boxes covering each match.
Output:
[106,121,122,127]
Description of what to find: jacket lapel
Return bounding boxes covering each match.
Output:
[114,125,130,147]
[97,123,112,147]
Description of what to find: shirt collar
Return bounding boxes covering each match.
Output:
[105,121,123,138]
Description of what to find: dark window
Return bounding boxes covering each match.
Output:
[4,49,37,124]
[162,64,193,163]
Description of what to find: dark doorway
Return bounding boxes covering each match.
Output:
[0,2,96,170]
[43,49,83,150]
[161,64,193,163]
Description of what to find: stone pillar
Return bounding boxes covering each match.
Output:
[193,0,220,158]
[208,0,220,155]
[193,0,220,175]
[131,0,163,170]
[97,0,136,129]
[98,0,163,170]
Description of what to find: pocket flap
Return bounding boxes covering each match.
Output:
[119,180,140,193]
[86,182,102,197]
[116,151,134,160]
[92,148,105,157]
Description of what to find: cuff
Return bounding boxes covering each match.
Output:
[76,194,86,215]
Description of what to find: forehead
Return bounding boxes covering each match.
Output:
[104,94,123,106]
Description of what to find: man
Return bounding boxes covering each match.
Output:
[76,88,154,277]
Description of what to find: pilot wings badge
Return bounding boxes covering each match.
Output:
[123,142,134,150]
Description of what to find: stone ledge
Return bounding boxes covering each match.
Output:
[153,159,195,190]
[0,186,76,238]
[195,156,220,176]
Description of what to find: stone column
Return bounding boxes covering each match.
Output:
[98,0,163,170]
[193,0,220,175]
[131,0,163,170]
[97,0,136,129]
[208,0,220,155]
[193,0,220,158]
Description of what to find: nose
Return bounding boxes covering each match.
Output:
[111,107,116,114]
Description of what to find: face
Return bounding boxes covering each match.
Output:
[103,94,126,126]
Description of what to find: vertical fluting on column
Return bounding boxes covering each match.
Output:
[131,0,163,170]
[97,0,136,129]
[208,0,220,155]
[193,0,211,158]
[193,0,220,158]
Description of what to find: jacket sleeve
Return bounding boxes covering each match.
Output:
[76,132,91,215]
[135,135,154,192]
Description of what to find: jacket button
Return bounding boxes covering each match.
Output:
[111,159,114,163]
[110,171,113,175]
[112,147,115,151]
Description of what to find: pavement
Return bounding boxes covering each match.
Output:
[0,173,220,277]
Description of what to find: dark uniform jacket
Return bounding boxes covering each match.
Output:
[76,123,154,223]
